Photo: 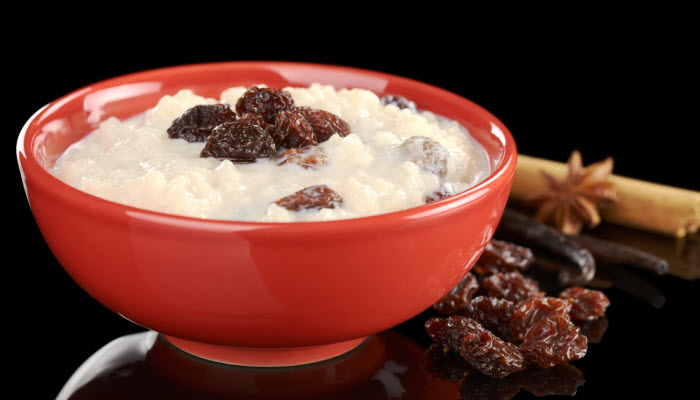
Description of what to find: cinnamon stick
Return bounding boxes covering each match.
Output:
[511,155,700,238]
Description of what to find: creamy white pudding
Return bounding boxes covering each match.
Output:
[51,84,489,222]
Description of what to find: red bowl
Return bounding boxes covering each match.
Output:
[17,62,517,366]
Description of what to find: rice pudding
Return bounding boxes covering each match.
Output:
[50,84,489,222]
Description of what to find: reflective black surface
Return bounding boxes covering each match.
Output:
[9,22,698,399]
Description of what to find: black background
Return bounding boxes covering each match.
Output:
[8,17,698,399]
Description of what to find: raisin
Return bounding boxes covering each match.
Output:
[433,273,479,314]
[464,296,515,341]
[426,316,524,378]
[425,315,477,350]
[398,136,449,177]
[575,316,609,344]
[274,185,342,212]
[482,272,540,303]
[509,296,572,343]
[519,316,587,368]
[200,120,275,163]
[167,104,238,142]
[520,364,585,396]
[424,343,473,383]
[294,107,351,143]
[278,147,328,169]
[458,371,522,400]
[380,94,417,112]
[477,240,534,273]
[425,187,451,203]
[559,287,610,321]
[235,86,295,124]
[460,321,525,378]
[273,111,317,149]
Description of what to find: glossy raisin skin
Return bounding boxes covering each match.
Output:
[398,136,449,177]
[235,86,295,124]
[519,316,587,368]
[426,316,524,378]
[167,104,238,142]
[433,273,479,314]
[478,240,535,273]
[464,296,515,341]
[278,147,328,169]
[482,272,540,303]
[380,94,417,112]
[509,297,572,343]
[273,111,317,149]
[274,185,342,212]
[559,287,610,321]
[200,120,275,163]
[294,107,351,143]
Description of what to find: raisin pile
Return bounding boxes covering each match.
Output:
[167,86,351,164]
[427,239,610,384]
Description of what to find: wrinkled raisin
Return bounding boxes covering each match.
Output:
[559,287,610,321]
[424,344,473,383]
[509,297,572,343]
[434,273,479,315]
[458,370,522,400]
[380,94,417,112]
[425,315,478,350]
[294,107,351,142]
[200,120,275,163]
[482,272,540,303]
[167,104,238,142]
[476,240,534,274]
[520,364,585,396]
[273,111,316,149]
[519,316,587,368]
[461,322,525,378]
[398,136,449,177]
[425,187,451,203]
[278,147,328,169]
[426,316,524,378]
[274,185,342,212]
[464,296,515,341]
[575,316,609,344]
[235,86,295,124]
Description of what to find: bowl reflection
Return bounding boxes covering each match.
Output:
[58,330,457,400]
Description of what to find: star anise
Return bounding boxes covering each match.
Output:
[529,151,617,235]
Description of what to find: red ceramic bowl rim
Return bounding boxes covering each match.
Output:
[17,61,517,233]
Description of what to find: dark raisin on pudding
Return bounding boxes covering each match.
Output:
[380,94,417,112]
[294,107,351,143]
[278,147,328,169]
[167,104,238,142]
[398,136,449,178]
[273,111,317,149]
[275,185,342,211]
[200,119,275,163]
[235,86,295,124]
[425,187,451,203]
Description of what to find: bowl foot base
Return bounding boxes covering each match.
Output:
[163,335,368,367]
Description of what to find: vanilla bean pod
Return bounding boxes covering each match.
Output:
[566,233,669,274]
[496,208,596,285]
